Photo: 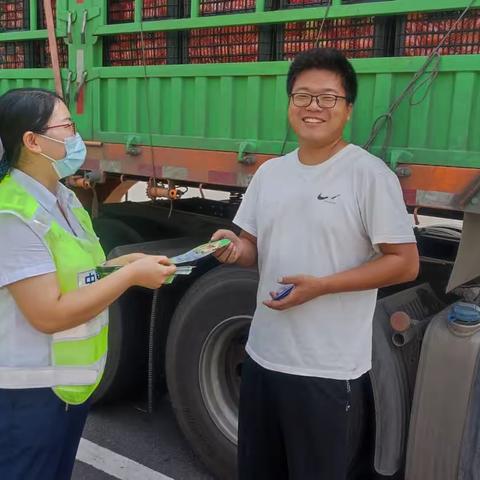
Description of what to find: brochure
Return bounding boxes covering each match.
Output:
[96,239,231,284]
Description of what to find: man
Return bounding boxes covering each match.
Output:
[212,48,419,479]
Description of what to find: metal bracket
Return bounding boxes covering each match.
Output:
[395,166,412,178]
[238,140,257,165]
[126,136,141,156]
[389,149,414,173]
[85,7,101,20]
[85,170,105,184]
[66,11,77,44]
[80,10,88,44]
[456,174,480,209]
[80,8,101,44]
[64,70,76,105]
[74,71,87,102]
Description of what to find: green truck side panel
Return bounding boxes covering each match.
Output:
[1,0,479,169]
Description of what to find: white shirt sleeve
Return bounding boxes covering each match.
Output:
[360,169,416,246]
[0,214,56,288]
[233,168,262,238]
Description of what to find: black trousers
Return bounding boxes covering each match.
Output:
[238,356,363,480]
[0,388,90,480]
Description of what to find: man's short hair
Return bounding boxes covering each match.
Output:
[286,48,358,104]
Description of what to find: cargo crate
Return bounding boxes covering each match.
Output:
[277,16,392,60]
[143,0,181,20]
[107,0,135,23]
[0,39,63,68]
[185,24,274,63]
[42,39,68,68]
[0,41,28,68]
[396,9,480,56]
[104,31,180,65]
[107,0,183,23]
[37,0,57,29]
[0,0,29,31]
[277,0,329,9]
[277,0,393,6]
[199,0,255,16]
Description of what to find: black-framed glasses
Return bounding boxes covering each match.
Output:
[290,93,347,109]
[45,121,76,134]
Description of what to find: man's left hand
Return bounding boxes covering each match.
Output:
[264,275,328,311]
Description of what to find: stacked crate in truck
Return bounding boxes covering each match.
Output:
[397,9,480,55]
[0,0,66,68]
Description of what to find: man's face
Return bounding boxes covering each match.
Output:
[288,69,352,148]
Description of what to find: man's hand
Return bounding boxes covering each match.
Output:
[264,275,328,311]
[105,252,147,267]
[211,230,243,264]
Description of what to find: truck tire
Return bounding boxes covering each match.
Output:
[166,265,258,480]
[91,286,151,404]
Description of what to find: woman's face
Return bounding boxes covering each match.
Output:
[35,100,75,162]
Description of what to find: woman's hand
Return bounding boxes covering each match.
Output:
[125,255,176,289]
[104,252,147,267]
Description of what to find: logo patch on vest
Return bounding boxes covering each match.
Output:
[78,269,100,287]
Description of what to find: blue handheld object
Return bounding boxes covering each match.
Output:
[273,284,294,301]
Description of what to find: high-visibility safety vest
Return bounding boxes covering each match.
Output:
[0,175,108,405]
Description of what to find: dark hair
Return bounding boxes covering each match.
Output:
[0,88,63,181]
[286,48,358,104]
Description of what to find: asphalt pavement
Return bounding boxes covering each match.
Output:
[72,394,215,480]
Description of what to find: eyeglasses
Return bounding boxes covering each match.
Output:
[44,121,76,134]
[290,93,347,109]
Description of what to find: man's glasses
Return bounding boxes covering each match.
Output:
[290,93,347,109]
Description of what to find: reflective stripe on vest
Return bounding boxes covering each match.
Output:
[0,175,108,405]
[0,355,107,388]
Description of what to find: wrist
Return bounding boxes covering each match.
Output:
[117,262,137,288]
[315,276,333,295]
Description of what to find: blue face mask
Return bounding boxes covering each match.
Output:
[39,133,87,179]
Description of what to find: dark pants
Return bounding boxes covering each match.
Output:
[238,356,362,480]
[0,388,90,480]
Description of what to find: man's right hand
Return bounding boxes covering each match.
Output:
[211,230,242,264]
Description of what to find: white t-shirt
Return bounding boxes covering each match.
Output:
[233,145,416,380]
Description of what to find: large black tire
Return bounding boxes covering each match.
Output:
[91,286,152,404]
[166,265,258,480]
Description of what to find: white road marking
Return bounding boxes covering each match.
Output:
[77,438,175,480]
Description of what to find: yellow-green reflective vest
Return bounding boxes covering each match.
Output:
[0,175,108,405]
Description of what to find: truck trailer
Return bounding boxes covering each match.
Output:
[1,0,480,478]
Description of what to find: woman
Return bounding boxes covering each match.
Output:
[0,88,176,479]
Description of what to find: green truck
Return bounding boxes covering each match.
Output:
[1,0,480,478]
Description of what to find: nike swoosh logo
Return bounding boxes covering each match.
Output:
[317,194,329,200]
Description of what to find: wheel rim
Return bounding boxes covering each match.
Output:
[199,315,251,445]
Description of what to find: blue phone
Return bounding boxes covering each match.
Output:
[273,284,294,301]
